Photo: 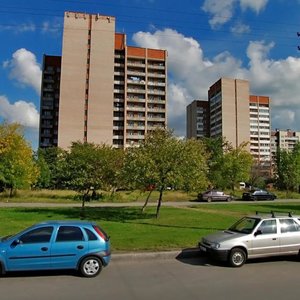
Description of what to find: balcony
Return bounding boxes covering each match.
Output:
[148,81,165,87]
[148,89,165,95]
[147,72,165,78]
[147,64,165,70]
[126,106,146,112]
[127,70,145,76]
[127,97,146,103]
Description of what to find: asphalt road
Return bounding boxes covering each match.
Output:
[1,255,300,300]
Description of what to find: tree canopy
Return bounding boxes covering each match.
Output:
[0,123,39,196]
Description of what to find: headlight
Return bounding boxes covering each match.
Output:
[211,242,220,249]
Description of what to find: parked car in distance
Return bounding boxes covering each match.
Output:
[0,221,111,277]
[199,212,300,267]
[242,189,276,201]
[198,190,232,202]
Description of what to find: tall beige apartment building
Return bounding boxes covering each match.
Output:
[186,78,272,172]
[208,78,250,148]
[39,11,167,149]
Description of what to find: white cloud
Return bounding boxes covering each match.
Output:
[133,29,300,136]
[202,0,236,28]
[202,0,269,28]
[0,95,39,129]
[240,0,268,13]
[3,48,42,95]
[231,22,251,34]
[41,18,62,34]
[0,22,35,34]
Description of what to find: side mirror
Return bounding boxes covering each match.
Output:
[10,239,22,248]
[254,230,262,237]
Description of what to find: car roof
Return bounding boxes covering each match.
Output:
[247,212,300,219]
[34,220,96,226]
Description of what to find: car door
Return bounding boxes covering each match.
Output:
[6,226,54,271]
[278,218,300,255]
[250,219,280,257]
[51,225,89,269]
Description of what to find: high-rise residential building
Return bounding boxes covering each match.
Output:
[208,78,250,149]
[186,78,272,173]
[39,11,167,149]
[186,100,209,139]
[39,55,61,148]
[249,95,271,165]
[271,129,300,155]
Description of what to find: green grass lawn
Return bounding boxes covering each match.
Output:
[1,202,300,252]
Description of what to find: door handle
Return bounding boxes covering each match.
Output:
[272,238,277,240]
[77,245,84,249]
[41,247,48,251]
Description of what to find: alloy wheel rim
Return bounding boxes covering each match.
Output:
[232,252,244,265]
[84,259,99,275]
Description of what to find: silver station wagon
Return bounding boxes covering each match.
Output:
[199,212,300,267]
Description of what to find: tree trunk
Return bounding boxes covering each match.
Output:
[156,188,163,219]
[142,190,153,213]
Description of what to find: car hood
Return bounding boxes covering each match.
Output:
[203,230,246,243]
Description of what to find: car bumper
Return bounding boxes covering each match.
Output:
[199,243,229,261]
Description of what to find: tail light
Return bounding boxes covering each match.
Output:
[93,225,109,242]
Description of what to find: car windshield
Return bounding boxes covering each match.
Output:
[228,217,260,234]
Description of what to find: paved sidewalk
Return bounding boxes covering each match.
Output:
[112,248,200,262]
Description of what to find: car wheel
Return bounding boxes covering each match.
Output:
[229,248,246,267]
[226,197,231,202]
[207,197,212,202]
[79,256,103,278]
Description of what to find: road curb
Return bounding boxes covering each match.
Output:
[111,248,200,262]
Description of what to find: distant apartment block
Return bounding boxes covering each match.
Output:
[271,129,300,156]
[187,78,272,171]
[39,11,167,149]
[186,100,209,139]
[208,78,250,148]
[39,55,61,148]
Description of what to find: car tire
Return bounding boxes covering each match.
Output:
[207,197,212,202]
[228,248,246,267]
[79,256,103,278]
[226,197,231,202]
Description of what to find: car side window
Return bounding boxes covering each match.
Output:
[19,226,53,244]
[84,228,98,241]
[279,219,300,233]
[56,226,84,242]
[257,220,277,234]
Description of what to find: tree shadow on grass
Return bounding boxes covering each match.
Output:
[16,207,156,222]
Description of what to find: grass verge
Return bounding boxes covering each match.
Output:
[1,202,300,252]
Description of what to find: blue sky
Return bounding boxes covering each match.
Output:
[1,0,300,149]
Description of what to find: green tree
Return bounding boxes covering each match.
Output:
[275,143,300,193]
[0,122,39,196]
[123,129,208,218]
[221,142,253,191]
[37,147,67,189]
[61,142,124,213]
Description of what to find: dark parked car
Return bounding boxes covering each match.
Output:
[198,190,232,202]
[242,189,276,201]
[0,221,111,278]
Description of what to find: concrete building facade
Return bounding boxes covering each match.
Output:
[186,100,209,139]
[39,11,167,149]
[271,129,300,155]
[187,78,272,172]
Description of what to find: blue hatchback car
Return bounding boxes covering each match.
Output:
[0,220,111,277]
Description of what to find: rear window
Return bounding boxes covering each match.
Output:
[84,228,98,241]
